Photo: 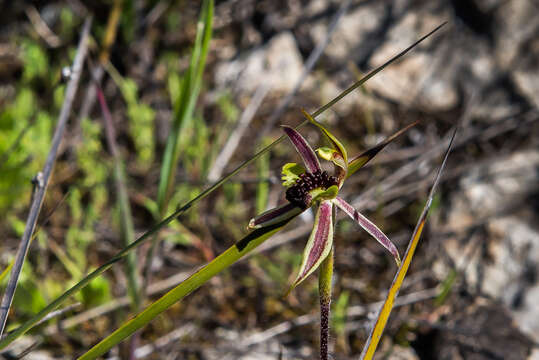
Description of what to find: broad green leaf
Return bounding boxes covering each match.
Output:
[77,217,295,360]
[281,162,305,187]
[360,127,457,360]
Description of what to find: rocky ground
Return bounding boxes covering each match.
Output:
[1,0,538,359]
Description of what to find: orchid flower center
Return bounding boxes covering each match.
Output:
[285,170,339,209]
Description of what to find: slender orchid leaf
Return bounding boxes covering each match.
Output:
[333,197,400,266]
[301,109,348,164]
[282,126,321,173]
[78,217,293,360]
[0,24,446,350]
[289,201,334,292]
[248,203,303,229]
[281,162,306,187]
[360,127,457,360]
[347,120,420,178]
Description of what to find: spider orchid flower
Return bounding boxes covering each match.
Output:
[249,110,404,291]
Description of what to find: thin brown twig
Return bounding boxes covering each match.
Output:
[24,5,62,48]
[0,17,92,338]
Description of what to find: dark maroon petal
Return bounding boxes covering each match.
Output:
[249,203,303,229]
[282,126,322,173]
[289,201,333,290]
[333,197,400,265]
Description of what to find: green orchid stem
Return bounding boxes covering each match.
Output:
[319,246,334,360]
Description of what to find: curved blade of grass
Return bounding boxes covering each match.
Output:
[157,0,213,210]
[359,127,457,360]
[77,217,297,360]
[0,23,445,349]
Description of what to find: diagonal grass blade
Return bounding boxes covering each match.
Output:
[359,126,457,360]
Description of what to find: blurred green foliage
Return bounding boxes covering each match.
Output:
[120,78,156,167]
[0,41,53,214]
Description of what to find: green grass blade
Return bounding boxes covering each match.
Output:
[157,0,213,211]
[77,218,295,359]
[359,127,457,360]
[0,23,444,350]
[255,139,271,213]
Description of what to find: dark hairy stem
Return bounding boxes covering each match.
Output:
[0,17,92,337]
[319,245,334,360]
[320,298,331,360]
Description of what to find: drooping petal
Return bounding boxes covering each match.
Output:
[288,201,333,292]
[249,203,304,229]
[333,197,401,266]
[282,126,321,173]
[301,109,348,164]
[347,120,420,178]
[281,162,306,187]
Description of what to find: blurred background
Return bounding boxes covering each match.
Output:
[0,0,538,359]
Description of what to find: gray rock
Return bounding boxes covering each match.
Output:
[309,2,386,62]
[215,32,306,94]
[436,150,539,342]
[367,13,458,111]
